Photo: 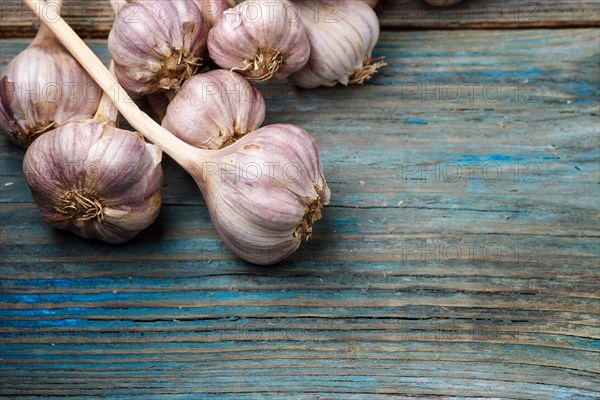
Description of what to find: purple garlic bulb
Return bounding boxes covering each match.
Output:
[23,116,163,243]
[162,69,266,149]
[0,24,101,147]
[289,0,386,88]
[192,124,331,264]
[207,0,310,81]
[108,0,207,95]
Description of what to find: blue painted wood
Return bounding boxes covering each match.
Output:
[0,27,599,398]
[1,0,599,39]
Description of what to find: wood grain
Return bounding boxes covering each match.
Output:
[1,27,599,399]
[1,0,599,38]
[378,0,600,29]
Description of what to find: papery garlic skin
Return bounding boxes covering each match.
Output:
[195,124,330,265]
[289,0,385,88]
[108,0,206,95]
[23,117,163,243]
[0,30,101,148]
[192,0,230,32]
[207,0,311,81]
[162,70,265,149]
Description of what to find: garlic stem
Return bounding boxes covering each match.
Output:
[21,0,201,171]
[92,61,119,125]
[31,0,63,45]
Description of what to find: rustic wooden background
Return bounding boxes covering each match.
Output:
[1,0,599,398]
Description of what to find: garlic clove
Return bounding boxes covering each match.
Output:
[288,0,386,88]
[0,27,101,147]
[162,70,266,149]
[197,124,331,265]
[108,0,206,95]
[23,118,163,244]
[207,0,311,81]
[83,128,162,199]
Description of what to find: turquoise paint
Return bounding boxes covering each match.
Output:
[457,154,525,163]
[404,118,429,125]
[2,318,83,328]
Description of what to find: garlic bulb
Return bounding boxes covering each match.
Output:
[197,124,330,264]
[207,0,310,81]
[108,0,206,95]
[289,0,386,88]
[0,0,101,148]
[192,0,229,31]
[23,88,163,244]
[162,70,265,149]
[24,0,330,264]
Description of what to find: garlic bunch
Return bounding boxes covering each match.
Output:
[24,0,330,264]
[208,0,310,81]
[23,84,163,244]
[193,0,230,32]
[289,0,386,88]
[162,70,265,149]
[108,0,206,95]
[0,0,101,147]
[196,124,330,264]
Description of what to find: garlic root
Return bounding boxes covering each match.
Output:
[232,48,284,82]
[56,189,105,223]
[348,57,388,85]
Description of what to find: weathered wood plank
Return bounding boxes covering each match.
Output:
[379,0,600,29]
[1,29,599,398]
[1,0,599,39]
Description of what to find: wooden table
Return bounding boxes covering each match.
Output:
[1,1,599,398]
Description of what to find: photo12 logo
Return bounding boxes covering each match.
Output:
[400,162,540,184]
[400,239,540,263]
[400,83,539,104]
[399,2,539,24]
